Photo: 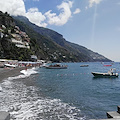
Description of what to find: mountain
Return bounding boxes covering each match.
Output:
[0,11,111,62]
[13,16,111,62]
[0,12,33,61]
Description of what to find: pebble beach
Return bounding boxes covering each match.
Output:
[0,67,26,81]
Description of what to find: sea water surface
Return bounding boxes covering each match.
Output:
[0,62,120,120]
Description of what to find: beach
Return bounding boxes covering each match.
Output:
[0,67,26,81]
[0,64,85,120]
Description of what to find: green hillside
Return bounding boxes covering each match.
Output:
[13,16,111,62]
[0,11,112,62]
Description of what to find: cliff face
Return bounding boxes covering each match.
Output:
[0,11,112,62]
[13,16,112,62]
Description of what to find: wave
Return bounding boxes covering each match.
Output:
[7,67,38,81]
[0,67,86,120]
[20,67,38,76]
[0,85,2,92]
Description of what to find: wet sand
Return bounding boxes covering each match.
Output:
[0,67,26,81]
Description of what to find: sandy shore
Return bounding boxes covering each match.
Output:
[0,67,27,81]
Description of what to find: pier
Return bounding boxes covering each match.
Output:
[90,106,120,120]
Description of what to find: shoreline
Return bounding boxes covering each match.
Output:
[0,67,30,81]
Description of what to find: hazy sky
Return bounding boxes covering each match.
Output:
[0,0,120,61]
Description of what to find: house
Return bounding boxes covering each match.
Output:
[31,55,37,62]
[11,38,30,49]
[0,32,4,38]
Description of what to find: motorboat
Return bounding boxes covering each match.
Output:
[92,68,119,77]
[103,65,112,67]
[80,65,89,67]
[45,64,68,69]
[4,64,17,68]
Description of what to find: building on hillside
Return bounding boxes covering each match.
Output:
[0,32,4,38]
[15,26,20,30]
[31,55,38,62]
[11,34,22,41]
[11,38,30,49]
[1,25,6,29]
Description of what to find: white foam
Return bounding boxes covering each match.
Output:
[20,67,38,76]
[0,85,2,92]
[7,67,38,81]
[0,68,86,120]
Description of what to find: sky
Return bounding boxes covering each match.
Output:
[0,0,120,61]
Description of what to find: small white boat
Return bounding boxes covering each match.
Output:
[92,68,119,77]
[4,64,17,68]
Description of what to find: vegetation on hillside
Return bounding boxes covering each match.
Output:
[0,11,111,62]
[13,16,111,62]
[0,11,32,60]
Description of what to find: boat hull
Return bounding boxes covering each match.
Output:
[104,65,112,67]
[80,65,89,67]
[4,64,16,68]
[45,66,67,69]
[92,72,119,77]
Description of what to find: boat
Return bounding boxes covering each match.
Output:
[80,65,89,67]
[101,62,112,67]
[45,64,68,69]
[103,65,112,67]
[4,64,17,68]
[92,68,119,77]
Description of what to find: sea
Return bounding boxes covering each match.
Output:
[0,62,120,120]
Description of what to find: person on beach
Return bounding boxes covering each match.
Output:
[25,64,27,71]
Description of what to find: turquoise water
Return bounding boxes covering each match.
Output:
[35,62,120,119]
[1,62,120,120]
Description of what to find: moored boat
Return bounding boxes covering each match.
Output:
[92,68,119,77]
[104,65,112,67]
[80,65,89,67]
[45,64,68,69]
[4,64,17,68]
